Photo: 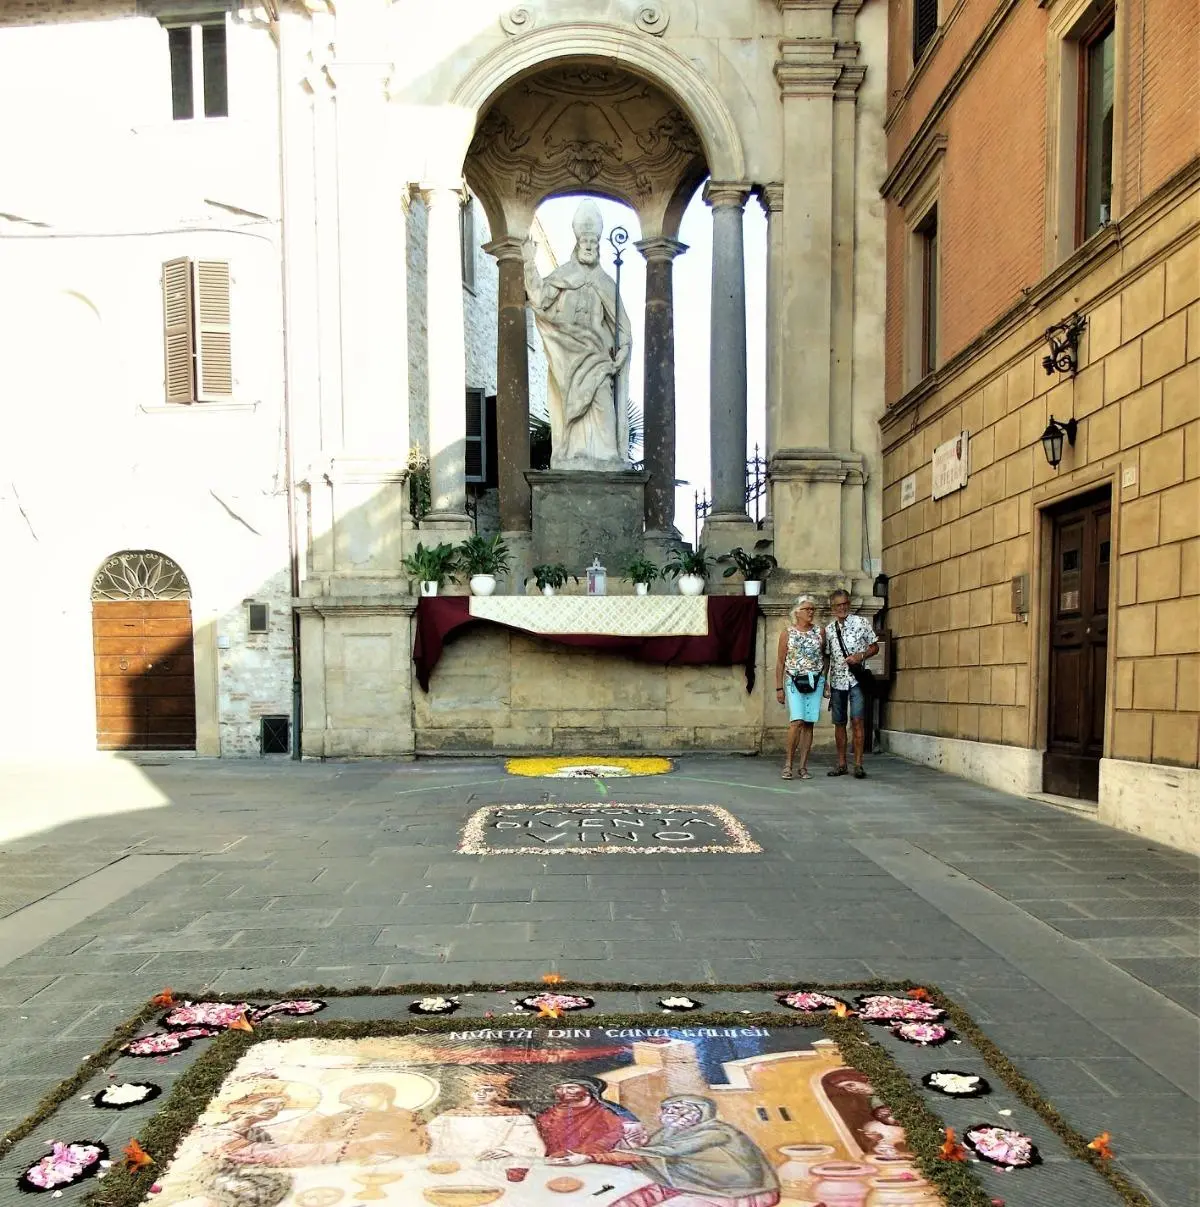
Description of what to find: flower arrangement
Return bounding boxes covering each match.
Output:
[457,533,512,577]
[717,539,778,583]
[516,992,594,1013]
[658,995,701,1011]
[855,994,946,1022]
[409,996,460,1015]
[19,1142,107,1192]
[964,1125,1040,1169]
[402,542,459,588]
[890,1021,952,1045]
[921,1070,991,1098]
[777,990,847,1013]
[163,1002,252,1030]
[92,1083,162,1110]
[527,563,577,592]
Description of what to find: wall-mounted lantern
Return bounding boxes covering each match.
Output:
[1041,312,1087,376]
[1040,416,1077,469]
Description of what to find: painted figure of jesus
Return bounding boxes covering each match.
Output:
[523,200,632,471]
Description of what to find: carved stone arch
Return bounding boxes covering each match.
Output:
[448,22,746,188]
[91,550,192,601]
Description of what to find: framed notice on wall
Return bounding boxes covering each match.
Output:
[932,430,970,500]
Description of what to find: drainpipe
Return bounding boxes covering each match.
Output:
[270,6,303,759]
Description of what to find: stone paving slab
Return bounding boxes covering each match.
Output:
[0,753,1197,1206]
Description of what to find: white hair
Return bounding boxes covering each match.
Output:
[790,595,818,622]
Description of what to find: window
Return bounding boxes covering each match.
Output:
[916,206,939,378]
[460,196,477,292]
[247,603,269,633]
[165,19,228,120]
[913,0,939,63]
[1078,14,1115,240]
[162,258,233,403]
[464,389,499,487]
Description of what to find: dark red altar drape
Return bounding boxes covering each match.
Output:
[412,596,759,693]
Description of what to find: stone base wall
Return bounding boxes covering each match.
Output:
[1100,757,1200,854]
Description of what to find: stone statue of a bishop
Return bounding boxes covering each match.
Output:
[523,201,632,471]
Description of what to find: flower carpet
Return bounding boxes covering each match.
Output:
[0,984,1148,1207]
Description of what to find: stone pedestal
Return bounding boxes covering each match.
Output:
[527,470,648,577]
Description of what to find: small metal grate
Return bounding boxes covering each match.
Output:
[260,715,290,755]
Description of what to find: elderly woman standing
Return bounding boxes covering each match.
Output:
[774,596,827,780]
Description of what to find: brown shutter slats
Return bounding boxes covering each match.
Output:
[195,259,233,399]
[162,257,195,402]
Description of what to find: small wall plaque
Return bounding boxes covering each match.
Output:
[900,473,918,509]
[932,431,970,500]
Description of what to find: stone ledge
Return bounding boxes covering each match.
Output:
[880,729,1041,796]
[1100,757,1199,855]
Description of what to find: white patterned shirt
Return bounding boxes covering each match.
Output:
[826,614,877,691]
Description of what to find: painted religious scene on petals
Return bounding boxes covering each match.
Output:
[148,1028,945,1207]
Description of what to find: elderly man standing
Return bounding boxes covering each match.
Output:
[825,589,879,780]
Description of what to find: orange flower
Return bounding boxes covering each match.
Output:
[228,1012,254,1033]
[906,987,931,1001]
[150,990,176,1008]
[1087,1132,1114,1160]
[541,973,564,985]
[124,1140,154,1171]
[938,1128,968,1162]
[833,1002,855,1018]
[536,1003,564,1020]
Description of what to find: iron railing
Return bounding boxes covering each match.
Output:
[693,445,769,545]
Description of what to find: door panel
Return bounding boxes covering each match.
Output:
[92,600,196,751]
[1044,490,1111,799]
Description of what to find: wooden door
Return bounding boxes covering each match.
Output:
[92,600,196,750]
[1043,489,1111,798]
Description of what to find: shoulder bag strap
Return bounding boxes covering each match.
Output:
[833,620,851,659]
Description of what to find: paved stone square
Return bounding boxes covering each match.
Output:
[0,753,1196,1206]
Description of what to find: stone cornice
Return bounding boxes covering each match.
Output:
[417,181,469,207]
[294,595,419,617]
[636,236,688,262]
[881,134,947,203]
[833,63,867,98]
[775,40,845,96]
[879,158,1200,437]
[483,236,526,263]
[758,182,785,214]
[769,448,865,484]
[703,180,753,210]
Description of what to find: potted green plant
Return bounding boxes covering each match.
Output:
[456,533,511,596]
[622,555,660,596]
[401,542,459,597]
[718,539,778,596]
[526,563,577,596]
[662,545,713,596]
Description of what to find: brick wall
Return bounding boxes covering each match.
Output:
[881,216,1199,768]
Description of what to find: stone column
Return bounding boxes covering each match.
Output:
[484,237,532,533]
[758,183,784,492]
[419,182,471,529]
[637,236,687,541]
[703,181,754,537]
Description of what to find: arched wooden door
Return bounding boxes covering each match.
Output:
[91,551,197,750]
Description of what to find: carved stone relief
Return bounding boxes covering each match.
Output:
[466,64,705,231]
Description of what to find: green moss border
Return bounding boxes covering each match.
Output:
[2,982,1152,1207]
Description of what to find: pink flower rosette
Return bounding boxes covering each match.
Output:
[123,1027,218,1057]
[776,991,847,1013]
[890,1020,952,1046]
[250,998,326,1022]
[854,994,946,1023]
[964,1125,1040,1169]
[517,992,594,1012]
[19,1142,107,1193]
[162,1001,251,1030]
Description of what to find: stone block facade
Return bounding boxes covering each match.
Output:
[880,0,1199,850]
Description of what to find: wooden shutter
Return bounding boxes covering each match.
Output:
[194,259,233,400]
[913,0,939,61]
[465,387,486,483]
[162,257,195,403]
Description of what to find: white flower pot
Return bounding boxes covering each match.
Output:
[469,574,497,597]
[634,582,650,596]
[419,580,438,597]
[677,574,705,596]
[541,584,555,597]
[743,580,762,596]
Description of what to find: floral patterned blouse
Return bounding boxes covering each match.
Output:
[784,625,825,677]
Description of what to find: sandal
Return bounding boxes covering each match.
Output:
[781,767,794,780]
[853,765,867,779]
[798,768,812,780]
[827,765,848,777]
